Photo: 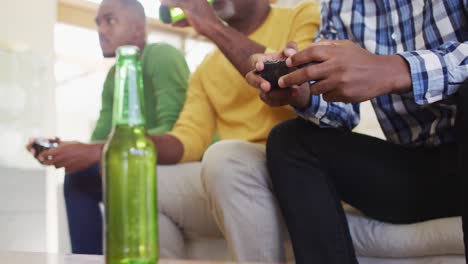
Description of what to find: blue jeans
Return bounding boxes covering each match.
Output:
[64,164,103,254]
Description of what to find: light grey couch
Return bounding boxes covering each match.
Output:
[57,169,465,263]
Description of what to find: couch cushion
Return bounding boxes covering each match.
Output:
[346,212,464,258]
[358,255,466,264]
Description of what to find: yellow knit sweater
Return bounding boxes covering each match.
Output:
[169,1,320,162]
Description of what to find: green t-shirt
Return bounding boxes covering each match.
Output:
[91,43,190,141]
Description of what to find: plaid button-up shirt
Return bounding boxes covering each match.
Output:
[299,0,468,146]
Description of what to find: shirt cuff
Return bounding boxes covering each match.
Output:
[294,95,322,124]
[167,130,206,163]
[398,51,446,105]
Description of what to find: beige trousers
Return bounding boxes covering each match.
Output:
[158,140,287,262]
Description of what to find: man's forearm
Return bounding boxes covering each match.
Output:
[204,23,266,77]
[93,135,183,165]
[149,134,184,164]
[90,142,105,164]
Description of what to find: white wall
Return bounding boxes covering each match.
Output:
[0,0,57,169]
[0,0,57,253]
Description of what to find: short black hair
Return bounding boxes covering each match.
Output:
[102,0,146,19]
[118,0,146,18]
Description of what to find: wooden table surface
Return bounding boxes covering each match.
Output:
[0,251,273,264]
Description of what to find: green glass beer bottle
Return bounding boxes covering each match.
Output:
[159,0,215,24]
[102,46,158,264]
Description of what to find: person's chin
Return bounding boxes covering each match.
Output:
[102,51,116,58]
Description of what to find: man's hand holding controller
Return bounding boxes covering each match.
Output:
[247,39,412,106]
[26,137,103,174]
[26,137,60,161]
[246,42,313,109]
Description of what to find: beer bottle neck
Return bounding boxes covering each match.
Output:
[112,46,146,127]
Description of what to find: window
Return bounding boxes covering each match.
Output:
[85,0,160,18]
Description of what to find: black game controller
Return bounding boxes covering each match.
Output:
[255,60,318,89]
[256,60,296,90]
[32,139,59,157]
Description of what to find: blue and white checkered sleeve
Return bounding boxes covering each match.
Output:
[294,0,359,130]
[315,0,340,42]
[399,41,468,105]
[295,95,360,130]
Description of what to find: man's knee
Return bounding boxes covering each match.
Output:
[158,213,186,259]
[201,140,268,201]
[266,118,331,187]
[156,162,203,216]
[267,118,313,160]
